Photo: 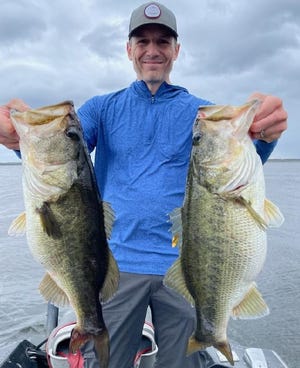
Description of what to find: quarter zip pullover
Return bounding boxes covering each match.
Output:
[78,81,276,275]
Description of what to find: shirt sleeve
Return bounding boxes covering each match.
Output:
[254,139,278,164]
[77,97,102,153]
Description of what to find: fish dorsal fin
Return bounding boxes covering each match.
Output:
[164,258,194,306]
[102,201,115,239]
[100,249,119,303]
[36,202,62,239]
[39,272,70,307]
[232,283,269,319]
[169,207,183,249]
[8,212,26,236]
[264,199,284,228]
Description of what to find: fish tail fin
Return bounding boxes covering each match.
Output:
[213,341,234,366]
[70,327,110,368]
[94,329,110,368]
[187,336,234,366]
[69,327,90,353]
[186,336,210,356]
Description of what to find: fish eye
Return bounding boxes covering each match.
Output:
[192,132,202,145]
[65,127,80,141]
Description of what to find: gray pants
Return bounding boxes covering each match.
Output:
[82,272,208,368]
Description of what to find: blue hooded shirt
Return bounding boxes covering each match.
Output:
[78,80,276,275]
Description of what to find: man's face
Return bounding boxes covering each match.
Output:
[127,24,180,88]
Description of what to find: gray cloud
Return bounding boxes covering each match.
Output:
[80,21,127,58]
[0,1,47,44]
[177,0,300,76]
[0,0,299,160]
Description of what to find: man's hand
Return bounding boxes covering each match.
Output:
[248,92,288,143]
[0,99,30,150]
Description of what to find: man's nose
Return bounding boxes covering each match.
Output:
[145,41,160,55]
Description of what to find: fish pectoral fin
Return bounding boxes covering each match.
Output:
[236,196,268,230]
[169,207,183,249]
[164,258,194,305]
[264,199,284,228]
[36,202,62,239]
[8,212,26,236]
[102,201,115,239]
[232,283,269,319]
[39,272,70,307]
[100,250,119,303]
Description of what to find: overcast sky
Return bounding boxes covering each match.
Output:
[0,0,299,161]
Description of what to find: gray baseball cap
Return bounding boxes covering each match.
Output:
[128,2,178,38]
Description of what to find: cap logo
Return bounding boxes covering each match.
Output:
[144,4,161,19]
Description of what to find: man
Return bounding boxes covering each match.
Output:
[0,2,287,368]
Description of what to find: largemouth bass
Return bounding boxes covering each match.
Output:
[9,101,119,368]
[164,100,284,365]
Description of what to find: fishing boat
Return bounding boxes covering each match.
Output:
[0,303,288,368]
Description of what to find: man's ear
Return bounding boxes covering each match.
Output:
[127,42,133,61]
[173,43,180,61]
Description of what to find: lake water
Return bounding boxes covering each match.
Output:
[0,160,299,367]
